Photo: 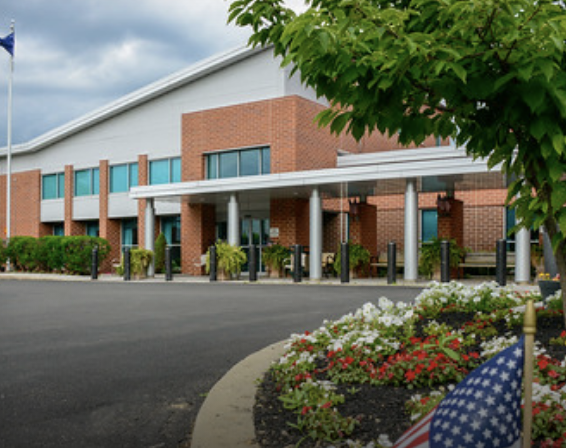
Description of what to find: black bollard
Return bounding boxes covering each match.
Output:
[440,240,450,283]
[124,247,131,281]
[91,247,98,280]
[209,245,217,282]
[387,241,396,285]
[340,242,349,283]
[165,246,173,281]
[496,238,507,286]
[249,244,257,282]
[293,245,303,283]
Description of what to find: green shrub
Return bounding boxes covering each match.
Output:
[206,241,247,278]
[0,239,6,269]
[36,236,65,272]
[262,243,290,274]
[62,236,111,275]
[333,242,370,275]
[419,237,468,279]
[7,236,39,271]
[130,248,153,277]
[154,233,167,274]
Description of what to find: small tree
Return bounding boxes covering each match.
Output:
[230,0,566,325]
[154,233,167,274]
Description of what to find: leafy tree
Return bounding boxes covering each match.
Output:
[229,0,566,324]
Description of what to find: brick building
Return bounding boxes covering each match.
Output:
[0,46,534,280]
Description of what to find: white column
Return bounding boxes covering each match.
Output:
[228,193,240,246]
[309,187,322,280]
[515,226,531,284]
[145,198,155,277]
[404,178,418,281]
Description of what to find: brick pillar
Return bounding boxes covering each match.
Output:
[137,155,148,249]
[64,165,84,235]
[269,198,309,248]
[437,198,464,247]
[349,203,377,254]
[181,202,216,275]
[99,160,121,272]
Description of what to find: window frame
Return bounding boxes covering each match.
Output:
[149,157,181,185]
[42,172,65,200]
[74,168,99,197]
[205,146,270,180]
[110,162,139,193]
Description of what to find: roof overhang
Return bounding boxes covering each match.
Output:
[130,146,505,206]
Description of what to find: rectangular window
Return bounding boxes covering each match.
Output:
[42,173,65,199]
[421,209,438,243]
[53,223,64,236]
[171,157,181,183]
[240,149,260,177]
[74,168,99,196]
[205,147,270,180]
[261,148,270,175]
[149,157,180,185]
[110,165,128,193]
[121,218,138,250]
[110,163,138,193]
[86,222,99,237]
[207,154,218,180]
[219,152,238,179]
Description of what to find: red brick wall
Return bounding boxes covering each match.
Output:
[437,198,464,247]
[98,160,121,271]
[137,155,148,249]
[181,202,216,275]
[269,198,310,248]
[8,170,48,237]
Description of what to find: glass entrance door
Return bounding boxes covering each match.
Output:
[240,219,269,273]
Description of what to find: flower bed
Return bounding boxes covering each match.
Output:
[254,282,566,448]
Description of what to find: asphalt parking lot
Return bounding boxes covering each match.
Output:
[0,280,422,448]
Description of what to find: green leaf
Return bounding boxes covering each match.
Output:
[448,62,467,84]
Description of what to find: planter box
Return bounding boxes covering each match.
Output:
[539,280,561,299]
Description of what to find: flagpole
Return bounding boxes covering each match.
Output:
[5,20,13,271]
[522,300,536,448]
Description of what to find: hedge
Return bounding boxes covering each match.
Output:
[5,235,111,275]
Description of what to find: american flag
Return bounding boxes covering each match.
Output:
[393,336,524,448]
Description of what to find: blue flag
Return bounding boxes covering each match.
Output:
[0,32,14,56]
[393,336,525,448]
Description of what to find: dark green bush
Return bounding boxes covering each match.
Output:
[36,236,66,272]
[62,236,111,275]
[154,233,167,274]
[7,236,39,271]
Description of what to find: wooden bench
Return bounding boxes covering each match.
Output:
[369,252,404,277]
[458,252,515,271]
[284,253,309,277]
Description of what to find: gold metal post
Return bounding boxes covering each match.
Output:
[523,300,536,448]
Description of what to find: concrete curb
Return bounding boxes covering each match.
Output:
[190,341,286,448]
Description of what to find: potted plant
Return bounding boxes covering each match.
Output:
[419,237,468,280]
[262,243,290,278]
[130,248,154,279]
[538,273,561,299]
[206,241,247,280]
[333,242,370,278]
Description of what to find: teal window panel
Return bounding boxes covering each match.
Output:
[240,149,260,176]
[149,159,169,185]
[53,223,64,236]
[110,165,128,193]
[171,157,181,183]
[92,168,99,194]
[422,209,438,243]
[129,163,138,188]
[261,148,270,174]
[207,154,218,179]
[86,222,99,237]
[75,170,91,196]
[42,174,57,200]
[219,152,238,178]
[58,173,65,198]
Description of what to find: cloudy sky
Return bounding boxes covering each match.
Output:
[0,0,305,146]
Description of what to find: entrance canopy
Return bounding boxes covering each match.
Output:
[129,146,505,205]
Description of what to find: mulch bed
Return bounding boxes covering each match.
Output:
[254,312,566,448]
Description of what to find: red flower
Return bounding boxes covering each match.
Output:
[538,358,549,370]
[320,401,332,409]
[301,406,312,415]
[548,370,559,379]
[405,370,416,381]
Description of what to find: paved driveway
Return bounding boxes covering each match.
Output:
[0,280,422,448]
